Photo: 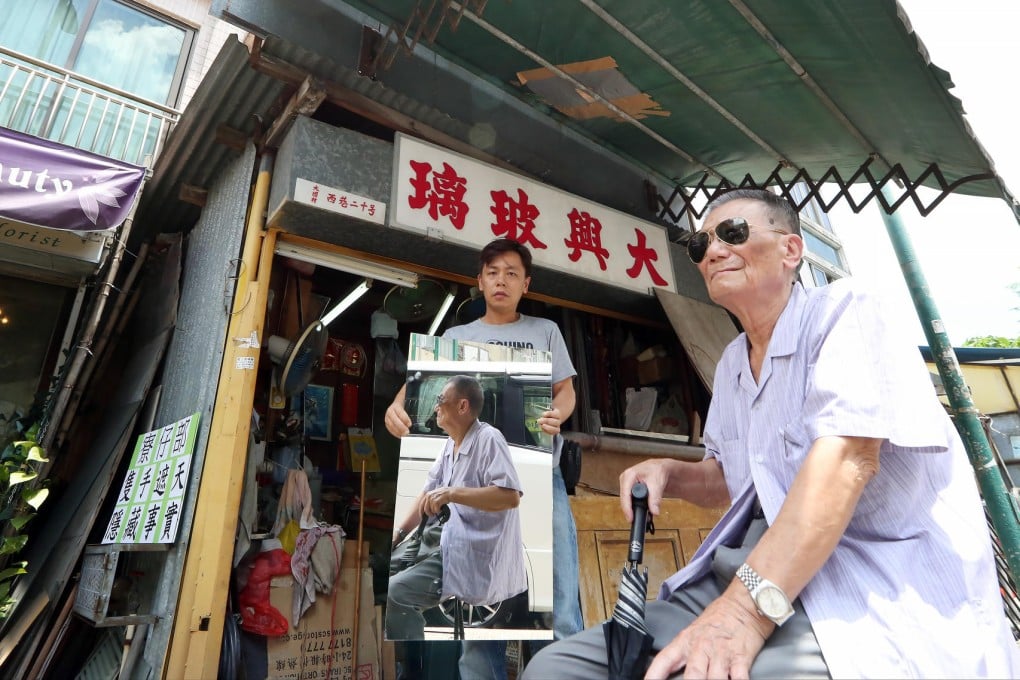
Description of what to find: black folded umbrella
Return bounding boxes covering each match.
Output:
[390,513,428,575]
[604,482,655,680]
[389,505,451,575]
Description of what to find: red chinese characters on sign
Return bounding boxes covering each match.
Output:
[563,208,610,270]
[490,188,547,250]
[625,227,668,285]
[408,160,469,229]
[324,193,378,216]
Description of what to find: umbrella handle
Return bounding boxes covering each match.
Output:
[629,482,649,564]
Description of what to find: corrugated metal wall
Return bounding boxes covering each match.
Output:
[138,143,256,678]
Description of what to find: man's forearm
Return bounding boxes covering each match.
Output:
[393,491,426,544]
[450,485,520,512]
[551,377,576,421]
[392,383,407,408]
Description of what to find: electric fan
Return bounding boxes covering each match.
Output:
[266,321,329,397]
[382,278,449,323]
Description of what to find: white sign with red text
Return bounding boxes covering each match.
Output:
[294,178,386,226]
[391,133,676,295]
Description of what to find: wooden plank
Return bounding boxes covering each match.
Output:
[263,76,328,150]
[575,515,603,628]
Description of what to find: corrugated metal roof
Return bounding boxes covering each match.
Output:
[260,36,473,144]
[134,38,284,237]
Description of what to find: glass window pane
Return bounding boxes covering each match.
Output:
[803,230,842,268]
[407,375,446,436]
[811,264,831,287]
[0,0,87,65]
[406,373,505,436]
[73,0,185,103]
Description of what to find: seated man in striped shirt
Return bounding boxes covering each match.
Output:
[386,374,526,641]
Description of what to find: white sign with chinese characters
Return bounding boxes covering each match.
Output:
[294,178,386,225]
[391,133,676,295]
[102,412,200,545]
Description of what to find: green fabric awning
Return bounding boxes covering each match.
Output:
[352,0,1017,220]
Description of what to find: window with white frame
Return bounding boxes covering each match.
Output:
[0,0,193,106]
[788,184,849,287]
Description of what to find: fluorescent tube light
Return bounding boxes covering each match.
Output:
[321,279,372,326]
[427,291,456,336]
[275,242,419,289]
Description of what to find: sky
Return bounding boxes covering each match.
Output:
[826,0,1020,346]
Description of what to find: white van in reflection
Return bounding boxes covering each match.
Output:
[393,359,553,630]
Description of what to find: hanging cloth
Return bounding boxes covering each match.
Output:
[272,468,316,537]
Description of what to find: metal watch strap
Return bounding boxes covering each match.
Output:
[736,562,762,592]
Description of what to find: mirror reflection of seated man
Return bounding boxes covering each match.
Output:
[386,375,527,640]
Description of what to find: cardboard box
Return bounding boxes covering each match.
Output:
[266,547,380,680]
[637,356,674,385]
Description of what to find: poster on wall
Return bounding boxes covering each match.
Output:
[102,412,200,545]
[303,384,334,441]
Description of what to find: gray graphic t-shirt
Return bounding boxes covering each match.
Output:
[443,314,576,465]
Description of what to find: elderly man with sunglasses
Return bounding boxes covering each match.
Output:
[524,188,1019,679]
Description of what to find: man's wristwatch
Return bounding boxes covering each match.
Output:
[736,563,795,626]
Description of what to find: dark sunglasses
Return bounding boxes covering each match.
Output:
[686,217,788,264]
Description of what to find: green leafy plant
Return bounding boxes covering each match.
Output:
[0,438,49,620]
[963,335,1020,348]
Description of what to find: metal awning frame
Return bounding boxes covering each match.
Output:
[654,157,1000,227]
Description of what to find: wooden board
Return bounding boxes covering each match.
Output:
[570,496,725,628]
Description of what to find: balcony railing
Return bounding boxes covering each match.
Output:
[0,46,180,169]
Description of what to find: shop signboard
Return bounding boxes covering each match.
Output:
[0,220,108,263]
[102,412,200,545]
[391,133,677,295]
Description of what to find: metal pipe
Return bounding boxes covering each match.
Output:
[564,431,704,461]
[40,73,69,137]
[879,188,1020,586]
[55,242,150,447]
[39,188,143,452]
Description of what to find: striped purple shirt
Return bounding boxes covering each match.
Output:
[424,419,527,606]
[660,280,1019,677]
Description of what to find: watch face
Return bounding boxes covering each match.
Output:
[756,585,791,618]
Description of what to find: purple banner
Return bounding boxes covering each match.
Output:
[0,127,145,232]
